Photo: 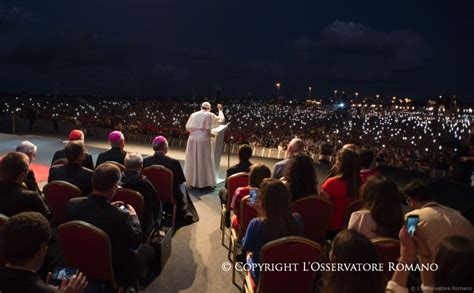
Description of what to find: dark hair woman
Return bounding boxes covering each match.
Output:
[348,176,404,239]
[316,229,385,293]
[321,148,361,236]
[241,178,303,282]
[284,153,318,202]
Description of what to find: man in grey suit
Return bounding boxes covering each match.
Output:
[272,138,305,179]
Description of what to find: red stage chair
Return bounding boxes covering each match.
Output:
[113,188,144,224]
[344,199,363,227]
[244,236,323,293]
[291,196,334,244]
[103,161,126,172]
[43,181,82,224]
[371,237,401,281]
[230,195,258,285]
[58,221,124,290]
[52,158,68,166]
[143,165,176,231]
[221,172,249,246]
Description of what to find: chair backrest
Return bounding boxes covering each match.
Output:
[226,172,249,208]
[371,237,400,280]
[0,214,8,229]
[143,165,174,204]
[291,196,334,244]
[104,161,126,172]
[52,158,68,166]
[43,181,82,224]
[344,199,363,227]
[113,188,144,223]
[58,221,118,289]
[237,196,258,240]
[258,236,323,293]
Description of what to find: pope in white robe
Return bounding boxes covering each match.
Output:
[184,102,225,188]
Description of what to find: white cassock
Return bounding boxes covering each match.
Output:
[184,109,225,187]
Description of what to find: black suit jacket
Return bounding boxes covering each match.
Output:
[64,194,143,284]
[0,266,55,293]
[51,149,94,170]
[24,169,41,195]
[143,153,186,206]
[314,159,332,191]
[225,161,252,188]
[120,170,162,234]
[48,163,93,196]
[0,180,51,218]
[96,147,126,167]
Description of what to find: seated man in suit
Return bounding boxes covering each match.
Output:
[0,152,50,219]
[65,163,154,286]
[15,141,41,194]
[143,136,194,223]
[96,131,127,167]
[51,130,94,170]
[272,138,305,179]
[48,141,93,196]
[218,144,253,206]
[0,212,88,293]
[121,152,163,235]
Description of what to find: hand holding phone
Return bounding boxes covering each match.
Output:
[249,188,258,205]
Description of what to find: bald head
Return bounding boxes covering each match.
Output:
[288,138,305,156]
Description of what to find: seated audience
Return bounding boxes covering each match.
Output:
[96,131,127,167]
[242,178,303,282]
[64,163,155,286]
[0,212,87,293]
[388,228,474,292]
[314,229,385,293]
[0,152,50,218]
[121,152,163,235]
[284,152,318,202]
[15,141,41,194]
[51,130,94,170]
[321,148,361,237]
[359,148,380,183]
[219,144,253,206]
[272,137,305,179]
[230,163,271,231]
[143,135,194,223]
[48,142,93,196]
[348,176,403,239]
[404,179,473,253]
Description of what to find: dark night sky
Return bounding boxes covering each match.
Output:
[0,0,473,100]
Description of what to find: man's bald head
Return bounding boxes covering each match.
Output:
[287,138,305,156]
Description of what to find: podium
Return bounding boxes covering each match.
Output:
[211,123,228,184]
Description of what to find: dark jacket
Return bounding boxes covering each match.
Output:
[24,169,41,195]
[225,161,252,188]
[64,194,143,285]
[48,163,93,196]
[0,180,51,219]
[51,149,94,170]
[272,158,289,179]
[120,170,162,234]
[96,147,126,167]
[0,266,55,293]
[143,153,186,205]
[314,159,332,191]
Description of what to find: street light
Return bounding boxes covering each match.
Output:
[276,83,281,98]
[308,86,312,98]
[355,92,359,103]
[376,94,380,104]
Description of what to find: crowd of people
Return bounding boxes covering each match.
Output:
[220,137,474,292]
[0,129,198,292]
[1,96,473,173]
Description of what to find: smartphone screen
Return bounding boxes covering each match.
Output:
[49,267,78,288]
[406,215,419,236]
[249,188,258,205]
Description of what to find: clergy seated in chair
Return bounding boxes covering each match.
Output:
[51,130,94,170]
[96,131,127,167]
[64,163,155,286]
[0,212,88,293]
[48,141,93,196]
